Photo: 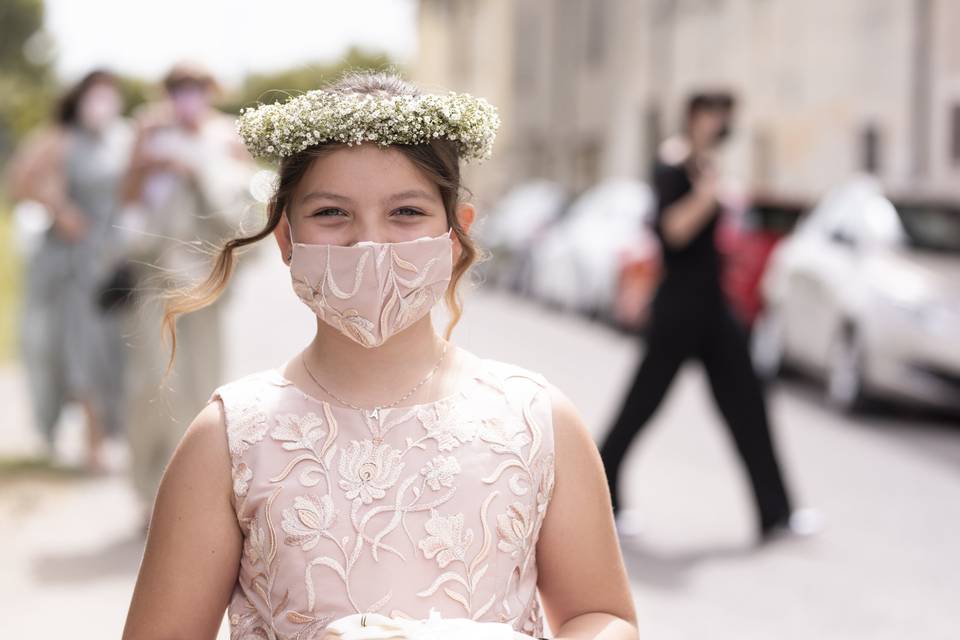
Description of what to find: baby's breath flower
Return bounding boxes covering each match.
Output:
[236,90,500,163]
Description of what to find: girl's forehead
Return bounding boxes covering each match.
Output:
[294,144,441,202]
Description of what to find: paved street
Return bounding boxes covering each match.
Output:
[2,245,959,639]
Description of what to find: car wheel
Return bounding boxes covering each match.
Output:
[827,327,869,412]
[752,307,786,380]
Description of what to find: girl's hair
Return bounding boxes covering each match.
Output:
[161,72,480,372]
[56,69,117,126]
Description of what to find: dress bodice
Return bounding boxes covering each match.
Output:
[209,356,556,640]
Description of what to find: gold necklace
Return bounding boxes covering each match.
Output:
[300,342,450,417]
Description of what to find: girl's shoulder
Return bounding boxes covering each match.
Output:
[206,369,302,464]
[208,368,289,403]
[472,356,551,394]
[469,356,556,428]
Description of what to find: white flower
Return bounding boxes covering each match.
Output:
[271,412,325,452]
[281,494,337,551]
[419,509,474,568]
[420,455,461,491]
[236,89,500,163]
[337,440,404,504]
[228,404,270,459]
[479,416,530,455]
[418,405,479,452]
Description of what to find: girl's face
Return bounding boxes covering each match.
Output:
[276,144,472,256]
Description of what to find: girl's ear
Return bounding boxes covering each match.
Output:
[456,202,476,235]
[451,202,476,260]
[274,213,293,264]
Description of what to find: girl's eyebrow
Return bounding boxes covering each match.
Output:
[300,191,353,205]
[385,189,436,204]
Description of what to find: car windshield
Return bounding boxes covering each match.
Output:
[893,203,960,252]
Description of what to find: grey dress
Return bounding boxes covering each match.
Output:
[19,121,133,443]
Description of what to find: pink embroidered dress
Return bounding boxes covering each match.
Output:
[210,357,556,640]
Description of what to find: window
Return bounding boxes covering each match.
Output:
[951,104,960,165]
[753,129,774,188]
[861,124,881,174]
[643,105,661,180]
[513,4,540,93]
[586,0,608,66]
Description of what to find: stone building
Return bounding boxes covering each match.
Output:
[414,0,960,202]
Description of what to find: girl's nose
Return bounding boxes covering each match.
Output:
[347,219,389,246]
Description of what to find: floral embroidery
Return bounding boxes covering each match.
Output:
[535,453,556,519]
[415,492,499,620]
[271,412,325,453]
[282,494,337,551]
[420,455,461,491]
[291,240,451,349]
[244,513,268,566]
[419,509,474,568]
[496,502,534,560]
[229,402,270,460]
[480,416,531,456]
[418,403,480,452]
[338,440,405,504]
[224,363,555,638]
[233,463,253,498]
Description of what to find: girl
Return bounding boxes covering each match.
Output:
[123,72,637,640]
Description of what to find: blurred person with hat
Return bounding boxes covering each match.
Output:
[118,61,254,524]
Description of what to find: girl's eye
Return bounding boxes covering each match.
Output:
[310,208,347,218]
[392,207,426,217]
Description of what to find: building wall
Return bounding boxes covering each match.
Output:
[415,0,956,202]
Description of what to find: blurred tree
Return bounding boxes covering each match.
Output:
[115,74,152,117]
[0,0,57,158]
[221,46,398,114]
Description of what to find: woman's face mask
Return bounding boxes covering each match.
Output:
[78,84,122,131]
[171,85,210,126]
[288,229,454,348]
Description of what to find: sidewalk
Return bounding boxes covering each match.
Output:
[2,245,958,639]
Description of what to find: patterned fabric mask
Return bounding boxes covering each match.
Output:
[289,230,453,347]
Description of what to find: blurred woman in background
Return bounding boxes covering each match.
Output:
[7,69,133,471]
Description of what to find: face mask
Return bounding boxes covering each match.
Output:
[171,86,209,125]
[289,230,454,347]
[78,85,121,131]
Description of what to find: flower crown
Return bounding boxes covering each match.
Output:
[236,90,500,162]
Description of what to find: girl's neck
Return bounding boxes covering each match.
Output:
[293,314,462,409]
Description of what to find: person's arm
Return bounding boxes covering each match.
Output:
[122,400,242,640]
[535,386,639,640]
[120,121,159,206]
[7,127,90,242]
[657,161,719,250]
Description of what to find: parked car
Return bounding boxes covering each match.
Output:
[718,194,807,328]
[612,229,660,332]
[753,176,960,413]
[477,180,568,293]
[527,178,654,317]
